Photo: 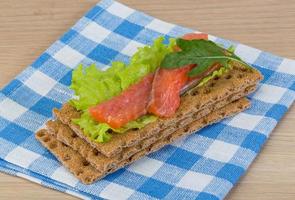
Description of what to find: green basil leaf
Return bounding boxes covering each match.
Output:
[160,39,247,77]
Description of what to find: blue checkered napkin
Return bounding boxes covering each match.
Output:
[0,0,294,199]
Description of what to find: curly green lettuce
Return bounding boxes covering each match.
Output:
[72,112,157,143]
[69,37,175,142]
[197,66,231,87]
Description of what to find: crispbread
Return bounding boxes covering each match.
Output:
[54,63,261,158]
[36,97,250,184]
[35,129,103,184]
[47,87,254,172]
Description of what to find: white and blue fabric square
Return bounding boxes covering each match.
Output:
[0,0,294,199]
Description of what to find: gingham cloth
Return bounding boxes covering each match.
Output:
[0,0,294,199]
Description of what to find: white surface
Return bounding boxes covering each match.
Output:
[177,171,213,191]
[277,58,295,75]
[253,84,287,104]
[121,40,145,56]
[81,22,111,43]
[204,140,239,163]
[235,44,261,63]
[5,147,40,168]
[107,1,134,19]
[228,113,263,131]
[0,98,27,121]
[51,166,79,187]
[53,46,85,69]
[25,71,57,96]
[128,157,163,177]
[100,183,134,200]
[146,19,175,34]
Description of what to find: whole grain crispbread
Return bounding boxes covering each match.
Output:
[55,66,260,158]
[48,87,254,172]
[35,129,103,184]
[36,97,250,184]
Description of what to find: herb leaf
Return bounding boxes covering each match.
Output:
[160,39,247,77]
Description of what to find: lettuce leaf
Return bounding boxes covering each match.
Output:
[197,66,231,87]
[72,112,157,143]
[114,114,158,133]
[72,112,112,143]
[70,62,125,110]
[70,37,175,142]
[70,37,175,110]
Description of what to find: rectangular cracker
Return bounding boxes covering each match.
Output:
[47,88,253,172]
[54,63,262,157]
[36,97,250,184]
[55,82,258,159]
[35,129,103,184]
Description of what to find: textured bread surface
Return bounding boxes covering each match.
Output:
[54,64,262,157]
[48,88,254,172]
[36,97,250,184]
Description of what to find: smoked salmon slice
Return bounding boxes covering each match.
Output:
[147,33,208,117]
[89,74,154,129]
[147,65,193,117]
[90,33,210,127]
[182,33,208,40]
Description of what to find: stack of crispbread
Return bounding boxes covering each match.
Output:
[36,63,262,184]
